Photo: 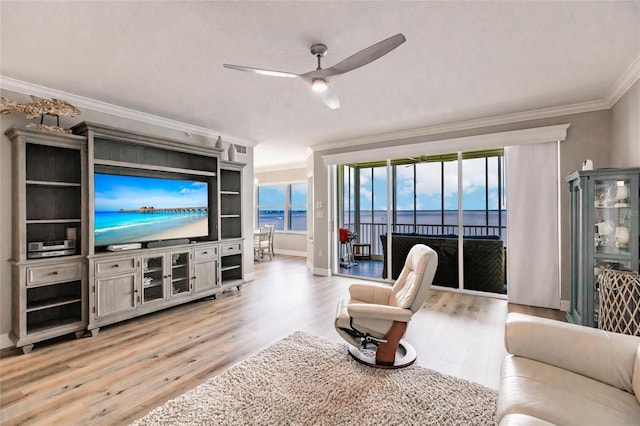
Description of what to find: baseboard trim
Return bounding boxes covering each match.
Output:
[274,249,306,257]
[1,333,13,350]
[559,299,570,313]
[243,272,256,282]
[312,266,331,276]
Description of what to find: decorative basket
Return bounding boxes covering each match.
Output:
[597,268,640,336]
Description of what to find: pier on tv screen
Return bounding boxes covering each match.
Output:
[94,173,209,247]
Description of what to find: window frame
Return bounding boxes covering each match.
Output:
[256,181,308,233]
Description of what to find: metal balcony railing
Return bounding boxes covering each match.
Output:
[345,222,506,257]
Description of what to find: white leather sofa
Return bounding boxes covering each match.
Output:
[497,313,640,425]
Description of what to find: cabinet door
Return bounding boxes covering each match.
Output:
[194,260,218,292]
[95,273,137,317]
[568,178,584,325]
[592,178,635,257]
[169,251,191,297]
[141,255,165,304]
[590,176,639,327]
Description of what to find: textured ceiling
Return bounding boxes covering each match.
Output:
[1,1,639,170]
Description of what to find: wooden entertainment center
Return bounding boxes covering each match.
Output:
[6,123,246,353]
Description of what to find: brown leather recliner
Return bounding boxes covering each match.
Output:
[335,244,438,368]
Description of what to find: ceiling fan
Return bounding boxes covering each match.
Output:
[223,33,406,110]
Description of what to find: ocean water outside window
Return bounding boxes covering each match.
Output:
[257,183,307,231]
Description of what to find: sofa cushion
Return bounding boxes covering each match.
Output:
[499,413,555,426]
[498,355,640,426]
[506,313,640,393]
[634,345,640,404]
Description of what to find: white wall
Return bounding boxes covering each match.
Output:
[611,80,640,167]
[254,167,308,256]
[0,89,255,347]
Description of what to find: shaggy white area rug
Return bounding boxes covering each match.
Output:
[131,331,497,425]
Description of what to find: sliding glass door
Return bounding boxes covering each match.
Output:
[337,150,507,295]
[461,155,507,294]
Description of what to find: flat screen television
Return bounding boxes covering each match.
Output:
[94,173,209,247]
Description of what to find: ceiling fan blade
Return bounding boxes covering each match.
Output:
[323,33,406,77]
[223,64,299,78]
[319,84,340,109]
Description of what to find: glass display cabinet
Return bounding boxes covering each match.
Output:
[141,255,165,304]
[566,168,639,327]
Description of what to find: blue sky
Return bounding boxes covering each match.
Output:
[351,158,505,211]
[258,183,307,207]
[95,173,208,211]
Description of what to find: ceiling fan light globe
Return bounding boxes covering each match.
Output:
[311,78,328,92]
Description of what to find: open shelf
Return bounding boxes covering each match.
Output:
[220,217,241,239]
[93,137,218,174]
[26,180,82,187]
[220,253,242,283]
[27,315,83,334]
[220,265,241,272]
[26,296,83,312]
[26,142,81,184]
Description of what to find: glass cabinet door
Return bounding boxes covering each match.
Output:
[567,176,584,325]
[590,176,638,327]
[141,255,165,303]
[170,251,191,297]
[593,257,632,325]
[593,179,633,256]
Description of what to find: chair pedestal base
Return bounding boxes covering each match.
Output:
[347,339,417,369]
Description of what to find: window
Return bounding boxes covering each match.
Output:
[340,150,505,241]
[338,149,506,293]
[257,183,307,232]
[289,183,307,232]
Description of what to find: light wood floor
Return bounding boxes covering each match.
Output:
[0,255,564,425]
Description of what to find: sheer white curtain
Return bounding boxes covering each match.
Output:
[505,142,560,308]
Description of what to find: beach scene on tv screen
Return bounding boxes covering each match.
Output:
[94,173,208,246]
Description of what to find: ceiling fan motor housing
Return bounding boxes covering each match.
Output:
[310,44,328,57]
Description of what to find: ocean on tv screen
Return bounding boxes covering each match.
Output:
[94,211,208,246]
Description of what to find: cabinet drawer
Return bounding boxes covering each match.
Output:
[220,242,242,256]
[27,262,81,286]
[95,257,137,276]
[194,246,218,261]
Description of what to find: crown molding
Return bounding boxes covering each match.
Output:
[605,54,640,107]
[311,99,608,153]
[254,163,307,174]
[0,76,257,147]
[321,123,570,166]
[304,147,314,160]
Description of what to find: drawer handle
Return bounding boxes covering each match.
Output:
[202,251,208,255]
[112,264,119,268]
[50,271,58,275]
